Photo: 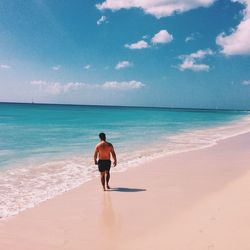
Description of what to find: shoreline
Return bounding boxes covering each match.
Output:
[1,131,250,249]
[1,114,250,219]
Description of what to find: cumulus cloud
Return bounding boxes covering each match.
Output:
[30,80,91,95]
[30,80,145,94]
[242,79,250,85]
[0,64,11,69]
[216,0,250,55]
[97,15,108,25]
[96,0,216,18]
[178,49,214,72]
[115,61,133,70]
[151,29,173,44]
[52,65,61,71]
[179,60,210,72]
[102,80,144,89]
[125,30,173,50]
[125,40,150,49]
[30,80,46,85]
[84,64,91,70]
[185,36,194,42]
[185,32,200,42]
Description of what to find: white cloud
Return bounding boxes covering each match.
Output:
[216,0,250,55]
[52,65,61,71]
[84,64,91,70]
[30,80,91,95]
[125,30,172,50]
[185,32,200,42]
[0,64,11,69]
[179,60,210,72]
[187,49,214,59]
[97,15,108,25]
[242,79,250,85]
[125,40,150,49]
[96,0,216,18]
[30,80,47,85]
[151,30,173,44]
[31,80,63,95]
[185,36,194,42]
[102,80,145,89]
[30,80,145,94]
[178,49,214,72]
[115,61,133,70]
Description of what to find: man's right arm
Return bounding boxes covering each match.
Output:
[111,146,117,166]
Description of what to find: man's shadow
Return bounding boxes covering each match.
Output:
[108,187,146,192]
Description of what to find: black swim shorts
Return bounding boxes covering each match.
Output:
[98,160,111,172]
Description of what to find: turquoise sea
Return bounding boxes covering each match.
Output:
[0,103,250,218]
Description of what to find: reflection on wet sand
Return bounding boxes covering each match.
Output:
[98,192,121,249]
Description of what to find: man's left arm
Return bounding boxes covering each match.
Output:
[94,146,98,165]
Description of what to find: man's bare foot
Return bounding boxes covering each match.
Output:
[103,186,106,191]
[107,185,111,189]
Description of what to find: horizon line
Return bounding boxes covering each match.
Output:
[0,101,249,112]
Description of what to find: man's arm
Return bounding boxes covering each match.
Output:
[111,146,117,166]
[94,146,98,165]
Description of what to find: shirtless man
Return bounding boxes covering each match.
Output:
[94,132,117,191]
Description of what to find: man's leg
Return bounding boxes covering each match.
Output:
[100,172,106,191]
[105,171,110,189]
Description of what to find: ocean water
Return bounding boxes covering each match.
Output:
[0,103,250,218]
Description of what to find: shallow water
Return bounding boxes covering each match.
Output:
[0,103,249,218]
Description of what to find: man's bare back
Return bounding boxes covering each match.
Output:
[94,133,117,191]
[95,141,114,160]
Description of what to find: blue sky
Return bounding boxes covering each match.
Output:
[0,0,250,109]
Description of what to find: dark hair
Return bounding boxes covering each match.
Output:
[99,132,106,141]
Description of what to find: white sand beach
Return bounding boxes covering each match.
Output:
[1,132,250,250]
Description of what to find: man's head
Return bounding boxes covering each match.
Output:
[99,132,106,141]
